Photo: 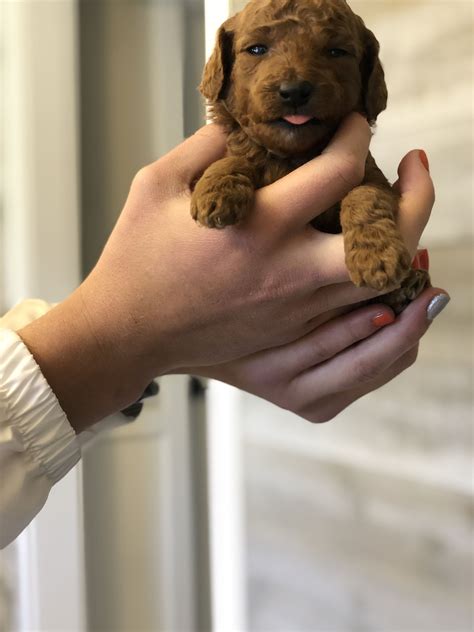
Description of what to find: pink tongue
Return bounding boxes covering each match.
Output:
[283,114,313,125]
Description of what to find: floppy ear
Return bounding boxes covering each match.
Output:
[199,18,235,102]
[360,28,388,124]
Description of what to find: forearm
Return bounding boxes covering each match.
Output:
[17,290,148,434]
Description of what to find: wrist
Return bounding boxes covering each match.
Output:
[17,289,151,433]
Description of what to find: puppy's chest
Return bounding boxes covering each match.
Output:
[258,153,314,185]
[226,137,343,233]
[311,204,342,234]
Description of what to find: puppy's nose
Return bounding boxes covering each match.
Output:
[279,81,313,107]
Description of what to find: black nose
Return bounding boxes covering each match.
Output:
[279,81,313,107]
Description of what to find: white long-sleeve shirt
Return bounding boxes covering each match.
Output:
[0,300,124,549]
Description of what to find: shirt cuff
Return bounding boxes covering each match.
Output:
[0,329,80,484]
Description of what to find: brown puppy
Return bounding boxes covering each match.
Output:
[191,0,429,311]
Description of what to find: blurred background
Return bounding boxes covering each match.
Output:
[0,0,472,631]
[232,1,474,629]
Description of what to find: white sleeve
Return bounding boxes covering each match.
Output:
[0,299,144,548]
[0,328,80,549]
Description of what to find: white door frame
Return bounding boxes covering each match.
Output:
[205,2,248,630]
[3,1,85,630]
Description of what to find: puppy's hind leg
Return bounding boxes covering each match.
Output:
[341,184,412,291]
[380,268,431,314]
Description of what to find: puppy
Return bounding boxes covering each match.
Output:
[191,0,429,311]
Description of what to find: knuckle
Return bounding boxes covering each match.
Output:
[279,382,312,417]
[390,346,419,381]
[336,154,365,188]
[311,339,333,363]
[403,345,419,369]
[345,315,368,343]
[310,286,330,313]
[280,391,304,415]
[311,412,335,424]
[427,179,436,208]
[353,356,381,384]
[134,165,152,184]
[132,162,178,202]
[267,380,293,411]
[302,405,339,425]
[132,165,157,191]
[403,320,426,349]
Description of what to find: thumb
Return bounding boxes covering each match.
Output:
[393,149,435,255]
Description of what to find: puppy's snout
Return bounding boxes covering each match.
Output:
[278,81,313,107]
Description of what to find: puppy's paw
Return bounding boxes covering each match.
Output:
[346,239,412,291]
[381,269,431,314]
[191,173,254,229]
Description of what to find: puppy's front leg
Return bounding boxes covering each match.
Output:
[191,156,258,228]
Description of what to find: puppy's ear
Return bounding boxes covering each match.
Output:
[360,27,387,124]
[200,18,235,102]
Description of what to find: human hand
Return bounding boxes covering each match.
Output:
[17,115,435,431]
[184,147,443,421]
[78,113,384,377]
[192,287,449,422]
[79,114,436,373]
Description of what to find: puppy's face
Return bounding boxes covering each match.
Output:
[201,0,387,157]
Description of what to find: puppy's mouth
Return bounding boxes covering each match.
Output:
[283,114,317,125]
[272,115,320,129]
[251,112,333,156]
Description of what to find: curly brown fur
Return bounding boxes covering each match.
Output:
[191,0,429,305]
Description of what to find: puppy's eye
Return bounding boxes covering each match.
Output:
[328,48,349,58]
[246,44,268,56]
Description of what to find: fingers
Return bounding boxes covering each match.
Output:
[297,232,383,305]
[302,232,351,284]
[256,113,371,230]
[306,280,383,318]
[295,286,447,398]
[283,304,395,375]
[297,147,435,292]
[192,288,449,425]
[393,150,435,255]
[145,124,228,190]
[299,345,419,423]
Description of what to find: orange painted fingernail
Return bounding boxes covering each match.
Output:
[372,312,395,328]
[419,150,430,172]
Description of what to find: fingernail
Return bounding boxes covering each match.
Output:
[412,248,430,271]
[419,149,430,172]
[426,293,450,321]
[372,311,395,327]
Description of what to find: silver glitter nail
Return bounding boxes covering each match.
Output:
[426,294,450,321]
